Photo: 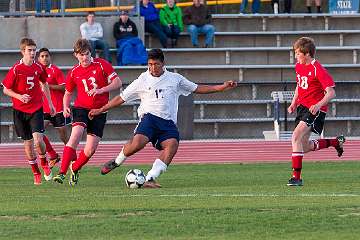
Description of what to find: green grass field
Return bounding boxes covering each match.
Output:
[1,161,360,240]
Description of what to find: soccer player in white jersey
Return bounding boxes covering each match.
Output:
[89,48,237,188]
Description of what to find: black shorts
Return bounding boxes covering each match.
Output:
[72,107,107,138]
[295,105,326,135]
[44,112,71,128]
[135,113,179,150]
[13,108,44,141]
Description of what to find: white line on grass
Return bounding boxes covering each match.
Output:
[120,193,360,197]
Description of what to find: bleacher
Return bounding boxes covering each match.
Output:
[1,14,360,142]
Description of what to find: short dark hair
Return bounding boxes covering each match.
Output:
[87,11,95,16]
[148,49,164,62]
[38,47,50,55]
[293,37,316,58]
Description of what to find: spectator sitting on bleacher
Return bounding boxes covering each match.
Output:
[35,0,51,13]
[306,0,322,13]
[160,0,184,47]
[183,0,215,48]
[140,0,169,48]
[80,11,111,62]
[239,0,260,14]
[113,10,147,66]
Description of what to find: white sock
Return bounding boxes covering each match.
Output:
[146,159,167,182]
[115,148,127,165]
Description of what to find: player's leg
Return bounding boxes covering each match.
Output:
[100,134,149,175]
[143,114,180,188]
[288,121,312,186]
[69,134,101,186]
[101,113,154,175]
[24,139,42,185]
[30,109,53,182]
[53,125,84,184]
[42,114,59,165]
[144,138,179,188]
[13,109,41,185]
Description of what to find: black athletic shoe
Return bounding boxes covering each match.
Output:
[335,135,346,157]
[100,160,119,175]
[287,177,303,186]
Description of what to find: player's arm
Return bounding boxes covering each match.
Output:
[41,82,56,116]
[194,80,237,94]
[288,86,299,114]
[89,76,122,96]
[88,95,125,119]
[2,86,31,103]
[309,86,336,115]
[63,90,73,118]
[48,84,65,91]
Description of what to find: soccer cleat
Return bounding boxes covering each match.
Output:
[49,154,61,169]
[335,135,346,157]
[53,173,66,184]
[42,164,53,181]
[34,174,42,185]
[100,159,120,175]
[143,180,162,188]
[287,177,303,186]
[69,162,79,186]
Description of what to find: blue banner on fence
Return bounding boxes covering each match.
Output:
[329,0,359,14]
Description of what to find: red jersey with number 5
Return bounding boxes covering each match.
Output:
[295,59,335,112]
[65,58,118,109]
[2,60,47,114]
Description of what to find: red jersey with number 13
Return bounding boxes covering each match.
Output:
[295,59,335,112]
[65,58,118,109]
[2,60,47,114]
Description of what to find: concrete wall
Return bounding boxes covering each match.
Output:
[0,16,144,50]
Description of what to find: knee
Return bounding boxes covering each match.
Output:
[291,131,302,144]
[187,25,197,33]
[83,147,96,157]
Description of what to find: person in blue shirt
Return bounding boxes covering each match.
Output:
[140,0,169,48]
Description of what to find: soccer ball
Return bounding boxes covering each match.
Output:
[125,169,146,189]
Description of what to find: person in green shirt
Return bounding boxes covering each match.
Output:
[160,0,183,47]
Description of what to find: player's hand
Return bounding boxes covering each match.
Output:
[88,88,104,97]
[309,104,321,115]
[63,107,71,118]
[19,94,31,103]
[287,103,297,114]
[222,81,237,91]
[49,104,56,117]
[88,108,102,120]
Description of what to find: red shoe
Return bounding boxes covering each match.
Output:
[49,154,61,169]
[34,174,42,185]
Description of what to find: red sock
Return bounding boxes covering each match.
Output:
[312,139,339,151]
[28,158,41,175]
[43,135,57,159]
[72,150,90,172]
[292,152,303,180]
[60,146,77,174]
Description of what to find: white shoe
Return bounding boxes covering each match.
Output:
[44,171,53,181]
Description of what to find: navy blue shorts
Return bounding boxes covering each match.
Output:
[135,113,179,150]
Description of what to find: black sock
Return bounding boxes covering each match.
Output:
[317,6,322,13]
[307,6,312,13]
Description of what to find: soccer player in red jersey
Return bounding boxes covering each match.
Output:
[2,38,56,185]
[38,48,71,168]
[287,37,345,186]
[53,39,121,186]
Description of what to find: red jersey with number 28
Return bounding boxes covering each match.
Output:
[295,59,335,112]
[2,60,47,114]
[65,58,118,109]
